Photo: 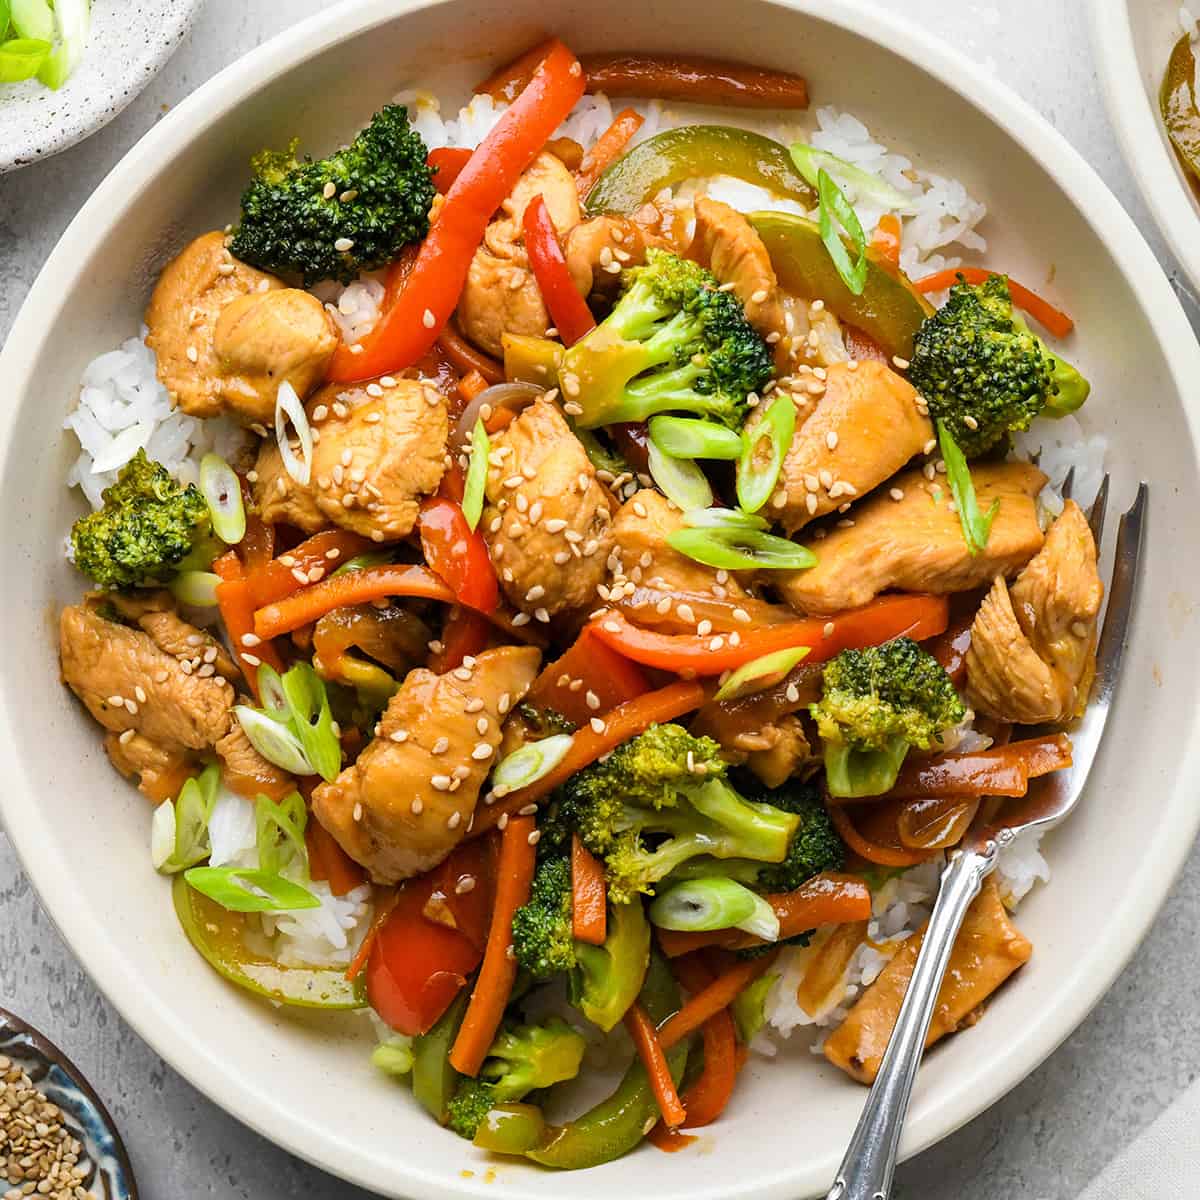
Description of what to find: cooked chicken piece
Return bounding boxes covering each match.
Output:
[216,721,296,802]
[612,488,750,601]
[251,438,327,534]
[104,731,193,802]
[965,500,1103,724]
[566,216,649,301]
[60,598,235,796]
[776,462,1047,615]
[481,399,614,617]
[210,289,339,426]
[312,646,541,883]
[760,361,932,534]
[108,590,239,681]
[457,153,582,357]
[689,196,788,348]
[732,714,815,788]
[824,878,1032,1084]
[308,376,448,542]
[145,231,337,424]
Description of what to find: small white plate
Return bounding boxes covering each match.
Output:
[0,0,206,173]
[1091,0,1200,292]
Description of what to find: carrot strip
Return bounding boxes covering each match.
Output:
[625,1002,687,1129]
[305,820,367,897]
[215,575,285,698]
[658,953,778,1051]
[470,680,708,836]
[571,835,607,945]
[437,323,506,384]
[253,564,455,640]
[245,529,373,609]
[344,886,398,982]
[678,1008,739,1127]
[913,266,1075,337]
[884,733,1073,801]
[579,53,809,109]
[476,37,558,102]
[575,107,645,199]
[870,213,901,273]
[796,921,868,1016]
[450,815,538,1076]
[456,368,489,408]
[829,803,937,868]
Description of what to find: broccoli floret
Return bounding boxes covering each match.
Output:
[230,106,436,285]
[516,702,577,738]
[810,638,964,799]
[561,249,772,431]
[511,856,575,980]
[909,274,1090,457]
[446,1018,586,1140]
[70,450,212,590]
[560,723,801,904]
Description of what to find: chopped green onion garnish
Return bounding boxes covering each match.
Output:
[275,381,313,486]
[34,0,89,90]
[199,453,246,545]
[463,417,489,531]
[169,570,221,608]
[647,438,713,512]
[372,1036,416,1078]
[0,0,11,40]
[332,550,393,577]
[152,763,222,874]
[235,705,313,776]
[649,877,781,941]
[790,143,916,212]
[667,526,817,571]
[713,647,811,702]
[648,415,743,461]
[10,0,52,41]
[256,663,291,722]
[936,419,998,556]
[280,663,342,783]
[0,36,48,81]
[491,733,573,798]
[682,507,770,533]
[816,168,869,296]
[736,394,796,514]
[255,792,309,878]
[184,866,320,913]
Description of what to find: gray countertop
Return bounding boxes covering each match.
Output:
[1,1,1196,1197]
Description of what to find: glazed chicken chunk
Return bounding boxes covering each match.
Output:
[565,215,650,302]
[312,646,541,883]
[145,231,338,425]
[762,361,933,534]
[965,500,1103,724]
[59,592,237,797]
[777,462,1048,615]
[457,153,582,357]
[251,437,328,534]
[481,399,614,618]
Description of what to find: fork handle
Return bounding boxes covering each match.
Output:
[825,842,999,1200]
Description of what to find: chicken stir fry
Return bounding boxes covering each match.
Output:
[57,40,1112,1169]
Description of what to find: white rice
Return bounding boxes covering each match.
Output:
[1013,412,1108,514]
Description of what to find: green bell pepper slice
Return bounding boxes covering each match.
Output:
[522,953,688,1170]
[172,873,365,1009]
[571,897,651,1032]
[749,210,933,361]
[412,990,470,1123]
[585,125,816,216]
[1162,35,1200,187]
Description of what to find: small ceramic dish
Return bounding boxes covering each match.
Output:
[0,0,207,173]
[0,1007,137,1199]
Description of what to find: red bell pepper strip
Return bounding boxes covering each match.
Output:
[587,595,950,676]
[428,147,474,195]
[525,624,650,727]
[522,193,596,346]
[438,323,506,384]
[913,267,1074,338]
[305,819,366,896]
[328,40,586,382]
[430,607,492,674]
[418,496,500,613]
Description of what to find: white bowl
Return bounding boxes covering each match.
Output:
[0,0,206,173]
[1,2,1199,1197]
[1090,0,1200,293]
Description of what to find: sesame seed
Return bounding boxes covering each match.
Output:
[472,743,493,761]
[823,621,835,638]
[334,237,355,252]
[584,690,601,711]
[448,810,463,829]
[432,736,449,755]
[422,308,436,329]
[409,798,424,816]
[963,414,979,431]
[390,729,409,743]
[1071,620,1090,638]
[923,438,937,456]
[892,355,910,370]
[676,603,696,625]
[732,607,751,624]
[186,345,199,363]
[890,487,905,501]
[353,802,363,822]
[431,775,452,791]
[453,667,472,681]
[125,698,139,714]
[526,584,545,602]
[805,493,819,515]
[498,812,510,830]
[709,636,725,651]
[456,874,477,894]
[323,181,337,199]
[476,717,489,736]
[511,612,531,626]
[825,430,839,451]
[750,288,769,304]
[134,685,148,704]
[590,717,606,734]
[786,682,800,704]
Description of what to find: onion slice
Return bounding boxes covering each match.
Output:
[275,382,313,486]
[451,382,542,455]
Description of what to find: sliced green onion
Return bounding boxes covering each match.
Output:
[463,418,489,531]
[235,705,313,776]
[817,168,869,297]
[713,647,811,702]
[184,866,320,913]
[35,0,89,90]
[682,507,770,533]
[0,36,48,81]
[255,791,309,878]
[647,438,713,512]
[936,419,998,557]
[790,143,916,212]
[331,550,393,577]
[650,878,781,942]
[199,453,246,545]
[150,801,176,871]
[280,663,342,783]
[10,0,52,40]
[256,663,291,722]
[169,570,221,608]
[736,394,796,514]
[0,0,11,40]
[275,381,313,487]
[491,733,573,798]
[731,970,779,1043]
[154,763,220,874]
[372,1036,416,1078]
[648,415,743,461]
[667,526,817,571]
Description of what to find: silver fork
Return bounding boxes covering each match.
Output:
[826,473,1147,1200]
